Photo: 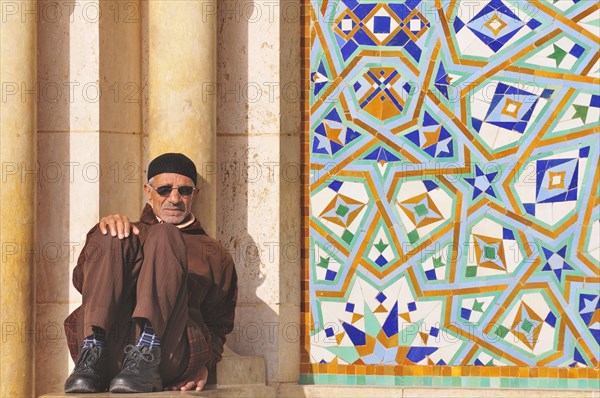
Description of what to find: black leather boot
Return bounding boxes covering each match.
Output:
[64,345,108,393]
[109,345,162,393]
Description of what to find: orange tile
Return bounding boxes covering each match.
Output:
[559,368,567,378]
[529,368,538,378]
[518,368,528,378]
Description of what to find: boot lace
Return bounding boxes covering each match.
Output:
[121,345,155,375]
[73,345,102,374]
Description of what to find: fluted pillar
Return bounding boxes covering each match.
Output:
[148,0,217,236]
[0,0,37,396]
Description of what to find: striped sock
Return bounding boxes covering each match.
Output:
[82,326,105,348]
[137,322,160,348]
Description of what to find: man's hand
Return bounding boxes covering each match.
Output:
[165,365,208,392]
[98,214,139,239]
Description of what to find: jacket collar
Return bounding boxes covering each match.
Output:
[139,203,206,235]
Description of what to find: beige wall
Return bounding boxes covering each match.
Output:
[36,1,143,395]
[216,0,301,383]
[33,0,301,395]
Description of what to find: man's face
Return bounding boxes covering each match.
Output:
[144,173,198,224]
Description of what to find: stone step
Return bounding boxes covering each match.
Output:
[41,384,596,398]
[41,348,266,396]
[42,385,275,398]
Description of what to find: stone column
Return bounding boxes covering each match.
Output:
[147,0,216,236]
[0,1,37,396]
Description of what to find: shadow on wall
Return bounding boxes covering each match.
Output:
[215,0,279,376]
[215,0,302,385]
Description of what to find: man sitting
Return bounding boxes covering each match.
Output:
[64,153,237,393]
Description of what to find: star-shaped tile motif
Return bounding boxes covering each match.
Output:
[398,192,444,228]
[464,165,498,200]
[510,301,544,350]
[541,245,573,282]
[473,234,507,271]
[319,193,366,229]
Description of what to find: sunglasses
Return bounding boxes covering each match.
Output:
[150,184,196,197]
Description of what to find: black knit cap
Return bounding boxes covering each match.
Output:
[147,153,197,185]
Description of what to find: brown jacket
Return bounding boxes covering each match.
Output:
[65,204,237,382]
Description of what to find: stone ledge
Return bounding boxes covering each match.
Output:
[42,386,275,398]
[278,384,599,397]
[216,354,266,387]
[41,383,598,398]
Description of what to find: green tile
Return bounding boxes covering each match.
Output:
[500,378,509,388]
[443,377,453,387]
[335,204,349,217]
[365,375,377,385]
[452,377,461,387]
[341,229,354,244]
[407,229,419,243]
[347,375,357,385]
[423,377,433,387]
[357,375,366,385]
[521,318,533,333]
[299,374,309,384]
[395,376,404,386]
[433,376,443,387]
[567,379,577,389]
[336,374,346,384]
[495,325,509,338]
[415,203,428,216]
[484,245,496,259]
[559,378,569,389]
[482,378,491,388]
[316,374,329,384]
[529,378,538,388]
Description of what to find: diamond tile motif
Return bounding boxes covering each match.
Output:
[513,146,590,227]
[451,0,546,59]
[469,80,554,151]
[306,0,600,388]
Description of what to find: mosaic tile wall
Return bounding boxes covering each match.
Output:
[301,0,600,388]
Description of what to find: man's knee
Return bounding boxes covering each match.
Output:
[144,223,186,253]
[141,224,187,272]
[83,226,126,262]
[146,223,183,239]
